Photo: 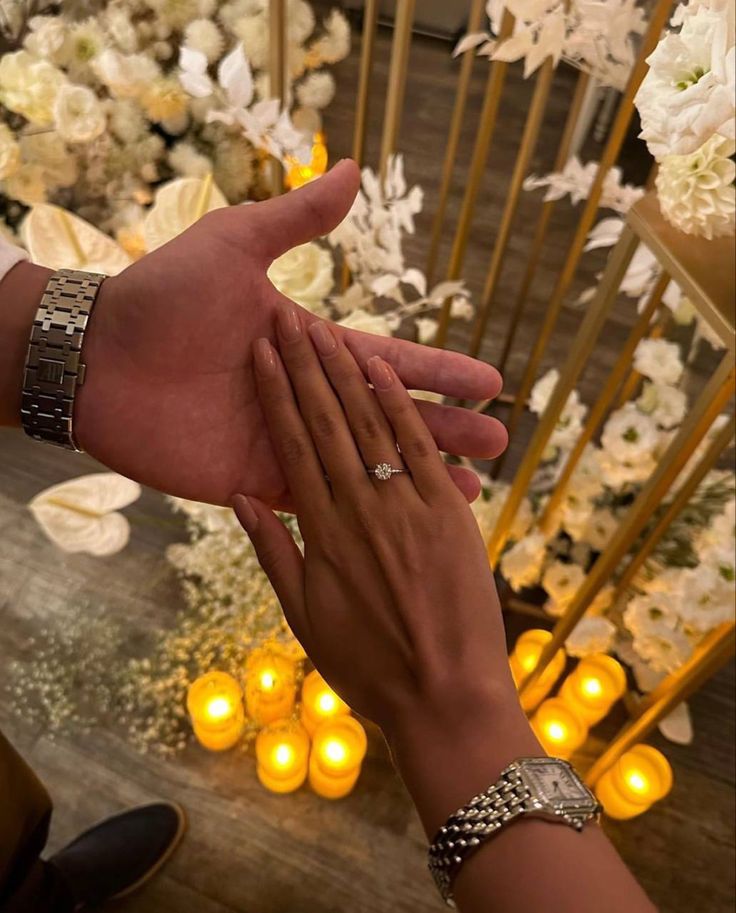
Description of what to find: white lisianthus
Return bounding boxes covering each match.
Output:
[636,381,688,429]
[568,444,606,499]
[656,135,735,239]
[500,531,546,592]
[24,16,67,60]
[551,391,587,450]
[596,446,658,487]
[633,338,683,385]
[542,560,586,612]
[624,592,679,634]
[92,50,161,98]
[632,625,693,674]
[565,616,617,658]
[588,584,615,616]
[472,482,534,544]
[635,5,736,159]
[337,309,393,337]
[296,71,336,109]
[0,51,68,125]
[558,491,594,540]
[267,241,334,314]
[601,403,661,462]
[676,567,735,631]
[53,85,106,144]
[0,124,21,180]
[582,508,617,552]
[184,19,225,63]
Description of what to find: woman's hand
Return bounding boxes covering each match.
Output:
[232,304,518,745]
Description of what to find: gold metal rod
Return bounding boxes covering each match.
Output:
[468,58,556,357]
[425,0,486,288]
[498,69,592,374]
[538,272,671,534]
[613,418,736,599]
[434,10,515,348]
[378,0,416,181]
[269,0,286,195]
[519,356,736,696]
[502,0,676,446]
[614,308,672,408]
[486,225,640,566]
[351,0,379,166]
[585,623,735,786]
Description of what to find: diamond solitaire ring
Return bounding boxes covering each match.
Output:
[370,462,408,481]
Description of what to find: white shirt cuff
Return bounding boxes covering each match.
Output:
[0,236,29,285]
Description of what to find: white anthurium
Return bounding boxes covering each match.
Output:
[29,473,142,556]
[658,702,694,745]
[22,204,132,275]
[142,174,228,251]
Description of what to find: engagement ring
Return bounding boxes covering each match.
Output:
[369,462,408,481]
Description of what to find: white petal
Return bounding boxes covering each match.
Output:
[401,267,427,296]
[452,32,490,58]
[658,702,693,745]
[218,43,253,109]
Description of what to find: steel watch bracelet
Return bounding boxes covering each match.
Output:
[428,766,533,906]
[20,268,106,451]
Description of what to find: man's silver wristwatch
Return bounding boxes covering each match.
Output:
[428,757,600,906]
[21,268,106,451]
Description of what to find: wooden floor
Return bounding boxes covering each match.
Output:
[1,13,734,913]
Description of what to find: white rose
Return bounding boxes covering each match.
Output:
[337,308,393,336]
[0,50,67,126]
[24,16,67,60]
[0,124,21,180]
[267,242,334,314]
[53,85,106,144]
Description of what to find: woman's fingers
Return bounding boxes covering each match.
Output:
[252,337,332,515]
[275,304,373,495]
[306,320,408,481]
[367,356,457,503]
[232,495,311,651]
[446,464,482,502]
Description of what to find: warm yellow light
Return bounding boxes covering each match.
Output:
[273,743,295,770]
[521,652,539,672]
[260,670,277,691]
[545,721,567,743]
[581,676,603,698]
[625,770,648,794]
[317,691,338,714]
[206,696,233,721]
[322,738,348,765]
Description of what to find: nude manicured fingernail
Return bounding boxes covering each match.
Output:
[277,304,302,341]
[232,494,258,534]
[254,338,276,375]
[367,356,393,390]
[308,321,337,356]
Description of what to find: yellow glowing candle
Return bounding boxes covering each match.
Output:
[186,671,245,751]
[244,647,297,726]
[300,670,350,736]
[509,629,566,713]
[309,716,367,799]
[285,133,328,189]
[255,719,310,794]
[559,654,627,726]
[595,745,673,819]
[531,698,589,760]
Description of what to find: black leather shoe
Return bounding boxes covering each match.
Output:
[49,802,186,909]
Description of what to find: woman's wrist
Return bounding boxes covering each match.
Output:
[386,681,544,839]
[0,260,53,428]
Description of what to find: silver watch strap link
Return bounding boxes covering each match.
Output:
[21,268,106,451]
[428,767,532,906]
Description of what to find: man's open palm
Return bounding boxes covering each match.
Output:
[75,161,507,508]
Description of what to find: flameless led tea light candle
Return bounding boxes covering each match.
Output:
[309,716,367,799]
[244,647,297,726]
[559,654,627,726]
[531,698,588,760]
[300,669,350,736]
[187,671,245,751]
[285,133,328,189]
[255,720,311,794]
[509,629,566,712]
[595,744,673,819]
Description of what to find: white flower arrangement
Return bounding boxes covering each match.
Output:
[0,0,351,240]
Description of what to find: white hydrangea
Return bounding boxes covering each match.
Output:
[633,338,683,385]
[500,532,546,592]
[565,616,617,658]
[53,85,106,143]
[184,19,225,62]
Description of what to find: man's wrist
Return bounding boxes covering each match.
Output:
[0,260,53,428]
[387,683,544,839]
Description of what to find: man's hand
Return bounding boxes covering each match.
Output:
[58,160,505,507]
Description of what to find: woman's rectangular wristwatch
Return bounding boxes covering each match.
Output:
[428,757,600,906]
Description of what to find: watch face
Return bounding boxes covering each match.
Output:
[518,759,595,811]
